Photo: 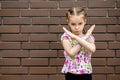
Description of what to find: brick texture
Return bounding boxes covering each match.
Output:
[0,0,119,80]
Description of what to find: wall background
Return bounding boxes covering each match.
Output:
[0,0,120,80]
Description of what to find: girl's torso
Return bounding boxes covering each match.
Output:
[61,32,95,74]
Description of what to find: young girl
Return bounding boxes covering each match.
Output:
[61,7,96,80]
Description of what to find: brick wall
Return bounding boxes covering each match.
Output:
[0,0,120,80]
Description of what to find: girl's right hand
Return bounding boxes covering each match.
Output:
[84,24,95,40]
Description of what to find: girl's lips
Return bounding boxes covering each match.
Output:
[75,31,80,32]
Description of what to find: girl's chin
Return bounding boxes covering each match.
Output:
[74,32,81,35]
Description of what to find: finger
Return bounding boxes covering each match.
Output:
[89,24,95,32]
[63,27,67,32]
[85,24,95,39]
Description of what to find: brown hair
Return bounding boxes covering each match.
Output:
[66,7,87,21]
[66,7,87,34]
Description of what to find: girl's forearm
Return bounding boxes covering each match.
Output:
[62,40,81,57]
[68,44,81,57]
[75,36,96,53]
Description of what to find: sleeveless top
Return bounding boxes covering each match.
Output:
[61,32,95,74]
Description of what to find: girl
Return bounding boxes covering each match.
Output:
[61,7,96,80]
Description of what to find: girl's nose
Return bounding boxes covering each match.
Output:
[75,26,79,29]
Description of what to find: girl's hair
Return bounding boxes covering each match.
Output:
[66,7,87,34]
[66,7,87,21]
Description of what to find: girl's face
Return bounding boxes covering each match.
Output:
[68,15,86,35]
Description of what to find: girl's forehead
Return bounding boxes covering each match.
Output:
[69,15,85,22]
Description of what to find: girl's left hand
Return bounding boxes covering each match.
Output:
[63,27,76,39]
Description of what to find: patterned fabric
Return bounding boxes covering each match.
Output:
[61,32,95,74]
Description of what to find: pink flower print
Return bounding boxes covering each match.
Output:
[76,57,80,62]
[65,36,69,40]
[84,58,87,63]
[80,70,85,74]
[72,62,77,69]
[64,60,68,66]
[68,65,71,70]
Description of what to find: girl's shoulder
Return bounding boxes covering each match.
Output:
[61,32,71,41]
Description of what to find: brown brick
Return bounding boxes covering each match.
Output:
[49,25,63,33]
[107,25,120,33]
[50,42,63,49]
[32,17,50,24]
[93,67,114,73]
[21,25,48,33]
[58,50,64,57]
[3,17,31,25]
[0,58,20,66]
[89,17,117,24]
[107,58,120,66]
[27,75,48,80]
[0,75,48,80]
[93,25,106,33]
[29,67,57,74]
[1,2,28,9]
[92,58,106,66]
[49,75,65,80]
[108,10,120,17]
[87,10,107,17]
[30,50,57,58]
[0,42,21,49]
[50,9,67,17]
[30,1,58,9]
[0,0,18,2]
[84,25,106,33]
[1,34,28,41]
[92,75,106,80]
[22,58,48,66]
[21,10,49,17]
[117,34,120,41]
[50,58,64,66]
[30,0,48,1]
[88,1,115,8]
[30,34,57,41]
[94,34,115,41]
[0,75,27,80]
[116,50,120,57]
[0,10,19,16]
[119,17,120,24]
[107,75,120,80]
[32,17,60,24]
[109,42,120,49]
[60,17,67,24]
[59,1,87,8]
[0,26,19,33]
[96,42,107,49]
[115,67,120,73]
[0,67,28,74]
[117,1,120,8]
[57,67,63,74]
[22,42,49,49]
[93,50,115,58]
[50,17,61,24]
[0,50,29,58]
[0,18,1,24]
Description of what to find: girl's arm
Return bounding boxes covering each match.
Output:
[63,25,96,53]
[75,36,96,53]
[62,39,81,57]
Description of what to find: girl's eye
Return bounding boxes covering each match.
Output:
[79,23,82,25]
[71,23,76,26]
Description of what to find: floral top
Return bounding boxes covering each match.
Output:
[61,32,95,74]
